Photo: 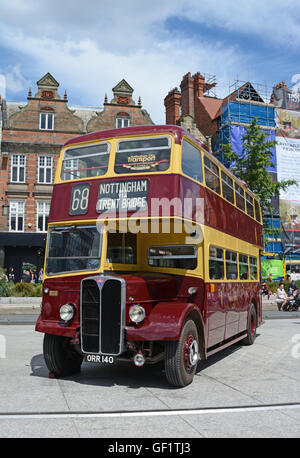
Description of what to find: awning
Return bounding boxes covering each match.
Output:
[0,232,47,247]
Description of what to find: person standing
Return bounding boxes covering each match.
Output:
[21,270,31,283]
[38,268,44,283]
[8,267,15,283]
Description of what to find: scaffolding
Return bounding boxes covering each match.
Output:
[202,72,217,98]
[214,79,276,160]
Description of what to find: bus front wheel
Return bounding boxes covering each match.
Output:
[164,320,199,387]
[43,333,83,377]
[242,304,257,345]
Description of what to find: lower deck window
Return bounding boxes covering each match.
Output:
[226,250,238,280]
[148,245,197,270]
[250,256,258,279]
[209,246,224,280]
[107,233,137,264]
[239,254,249,280]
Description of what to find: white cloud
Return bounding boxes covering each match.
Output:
[1,0,298,122]
[0,75,6,98]
[0,28,243,123]
[4,64,30,94]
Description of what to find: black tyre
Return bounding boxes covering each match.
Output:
[164,320,199,388]
[242,304,257,345]
[43,333,83,377]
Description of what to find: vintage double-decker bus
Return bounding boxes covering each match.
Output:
[36,125,263,387]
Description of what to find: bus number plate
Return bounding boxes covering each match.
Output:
[85,354,116,364]
[69,184,90,215]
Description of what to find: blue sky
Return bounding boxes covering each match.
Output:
[1,0,300,124]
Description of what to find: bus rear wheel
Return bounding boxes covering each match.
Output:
[43,333,83,377]
[242,304,257,345]
[164,320,199,387]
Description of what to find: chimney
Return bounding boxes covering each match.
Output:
[180,73,194,118]
[164,88,181,125]
[193,72,206,98]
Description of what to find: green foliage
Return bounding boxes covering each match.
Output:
[221,118,297,213]
[0,267,10,297]
[10,282,42,297]
[0,280,11,297]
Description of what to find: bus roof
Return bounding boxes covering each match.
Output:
[63,124,257,201]
[64,124,208,150]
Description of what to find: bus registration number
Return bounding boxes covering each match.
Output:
[85,354,116,364]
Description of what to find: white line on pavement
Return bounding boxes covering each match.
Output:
[1,403,300,420]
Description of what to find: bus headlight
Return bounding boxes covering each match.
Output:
[59,304,75,322]
[129,305,146,323]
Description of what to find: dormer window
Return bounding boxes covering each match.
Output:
[40,112,54,130]
[116,115,130,129]
[116,118,130,129]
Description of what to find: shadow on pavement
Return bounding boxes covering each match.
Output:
[30,335,261,390]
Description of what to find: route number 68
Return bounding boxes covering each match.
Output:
[70,184,90,215]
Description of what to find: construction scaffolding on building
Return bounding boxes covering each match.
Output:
[214,79,276,158]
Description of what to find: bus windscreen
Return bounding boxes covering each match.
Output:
[46,225,102,275]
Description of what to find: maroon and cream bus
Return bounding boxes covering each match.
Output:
[36,125,263,387]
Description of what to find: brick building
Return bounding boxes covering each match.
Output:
[164,72,221,148]
[0,73,153,281]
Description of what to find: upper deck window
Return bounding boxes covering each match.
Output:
[221,171,234,204]
[254,200,261,223]
[61,143,110,180]
[204,156,220,194]
[235,183,245,211]
[181,139,203,182]
[246,192,254,218]
[114,137,171,174]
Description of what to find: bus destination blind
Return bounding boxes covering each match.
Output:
[96,179,148,212]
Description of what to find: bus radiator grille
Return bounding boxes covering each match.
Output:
[81,277,122,355]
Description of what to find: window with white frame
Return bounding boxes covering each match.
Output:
[37,202,50,232]
[116,117,130,128]
[40,112,54,130]
[62,158,79,180]
[9,201,25,232]
[38,156,53,184]
[11,154,26,182]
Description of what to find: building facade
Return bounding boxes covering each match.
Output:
[164,71,282,266]
[0,73,153,281]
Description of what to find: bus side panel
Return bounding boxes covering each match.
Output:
[206,283,226,348]
[206,282,262,346]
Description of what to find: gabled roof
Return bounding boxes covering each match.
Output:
[112,79,134,95]
[36,72,59,88]
[199,97,223,120]
[222,82,265,106]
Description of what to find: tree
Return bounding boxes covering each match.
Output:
[221,118,297,239]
